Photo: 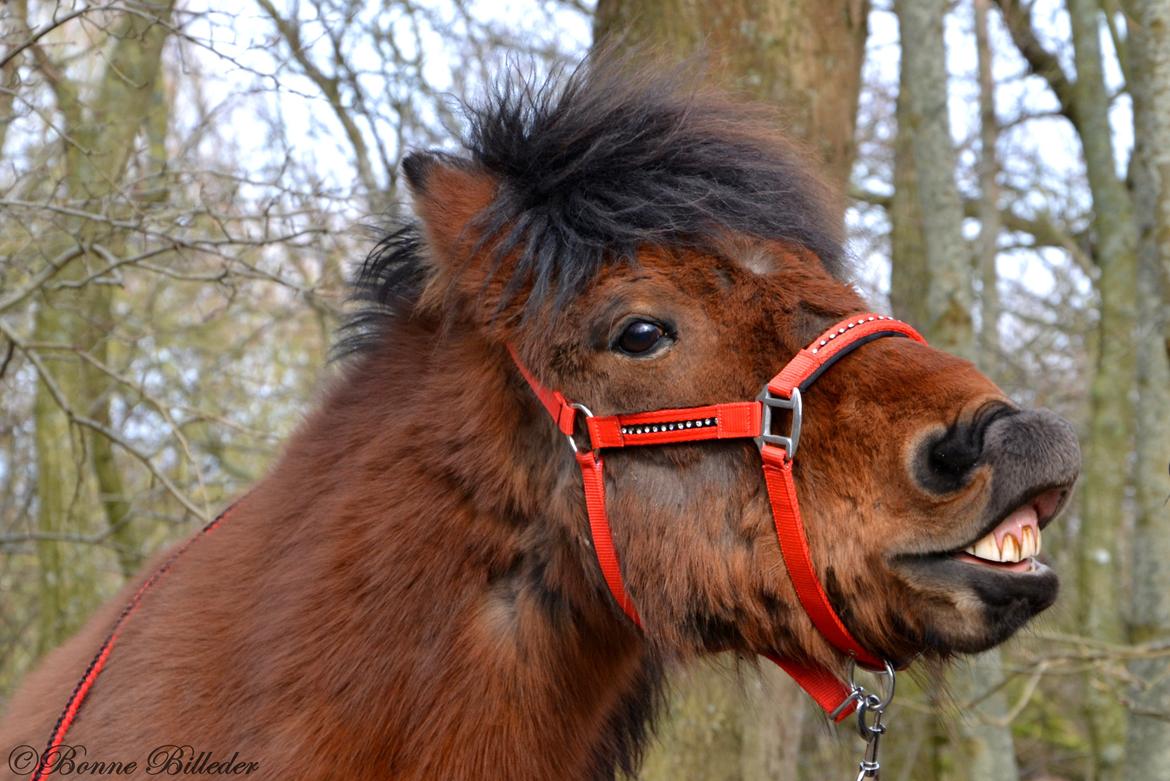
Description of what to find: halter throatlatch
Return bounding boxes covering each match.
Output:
[510,313,926,722]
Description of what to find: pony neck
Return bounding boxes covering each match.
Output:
[254,317,659,779]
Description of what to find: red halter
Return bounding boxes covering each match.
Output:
[510,313,926,721]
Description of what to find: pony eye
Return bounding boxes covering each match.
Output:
[615,320,667,356]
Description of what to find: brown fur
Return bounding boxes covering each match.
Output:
[1,66,1080,781]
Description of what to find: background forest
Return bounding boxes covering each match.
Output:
[1,0,1168,779]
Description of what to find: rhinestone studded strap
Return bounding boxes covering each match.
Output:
[509,313,925,722]
[768,314,926,399]
[586,402,761,448]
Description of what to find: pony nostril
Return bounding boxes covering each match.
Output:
[917,403,1015,493]
[927,434,981,484]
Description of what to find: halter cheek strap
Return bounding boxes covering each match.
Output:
[510,314,926,720]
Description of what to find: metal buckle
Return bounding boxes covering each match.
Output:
[564,402,594,453]
[755,386,802,459]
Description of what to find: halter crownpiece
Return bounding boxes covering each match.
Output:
[510,313,927,721]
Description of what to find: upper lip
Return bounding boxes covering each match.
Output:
[947,483,1073,556]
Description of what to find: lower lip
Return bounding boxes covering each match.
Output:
[953,552,1037,574]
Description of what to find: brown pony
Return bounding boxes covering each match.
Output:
[1,62,1080,780]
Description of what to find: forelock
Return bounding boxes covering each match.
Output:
[338,55,848,355]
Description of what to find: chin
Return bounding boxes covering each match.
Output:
[887,484,1068,654]
[895,553,1059,654]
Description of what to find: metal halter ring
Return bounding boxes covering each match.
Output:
[564,402,595,453]
[755,386,803,458]
[846,658,897,713]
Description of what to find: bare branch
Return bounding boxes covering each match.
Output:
[0,336,14,380]
[0,318,210,522]
[0,243,89,315]
[1102,0,1131,86]
[0,6,92,72]
[253,0,380,200]
[992,0,1079,124]
[850,185,1093,272]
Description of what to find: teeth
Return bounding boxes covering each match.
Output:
[1020,526,1039,558]
[970,534,1001,562]
[965,526,1041,563]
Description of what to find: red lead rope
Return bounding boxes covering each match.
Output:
[29,506,237,781]
[510,314,926,721]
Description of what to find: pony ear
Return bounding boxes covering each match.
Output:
[402,151,498,274]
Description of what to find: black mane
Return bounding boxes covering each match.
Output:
[339,57,846,355]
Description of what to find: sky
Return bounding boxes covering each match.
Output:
[166,0,1112,317]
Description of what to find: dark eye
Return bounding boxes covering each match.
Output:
[615,320,667,356]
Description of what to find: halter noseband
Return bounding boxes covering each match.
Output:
[510,313,926,720]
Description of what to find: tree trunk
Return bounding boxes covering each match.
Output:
[1068,1,1139,776]
[31,0,176,653]
[889,70,930,328]
[889,40,944,781]
[593,0,869,189]
[634,662,743,781]
[894,0,973,359]
[87,250,146,578]
[950,652,1021,781]
[892,3,1019,780]
[592,3,869,779]
[975,0,1002,373]
[31,315,94,655]
[1121,1,1170,777]
[0,0,29,156]
[957,9,1020,781]
[738,663,808,779]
